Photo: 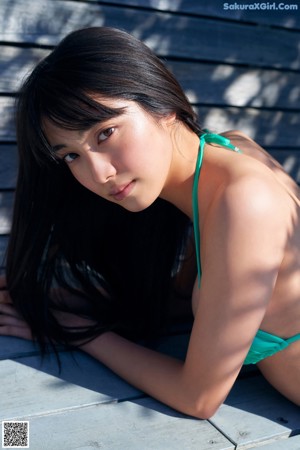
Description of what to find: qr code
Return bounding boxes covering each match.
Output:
[2,421,29,448]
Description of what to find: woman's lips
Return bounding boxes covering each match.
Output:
[110,180,136,201]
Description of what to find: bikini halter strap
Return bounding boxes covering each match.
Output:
[192,132,241,287]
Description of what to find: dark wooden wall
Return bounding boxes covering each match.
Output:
[0,0,300,267]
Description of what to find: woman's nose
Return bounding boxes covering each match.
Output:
[87,153,117,184]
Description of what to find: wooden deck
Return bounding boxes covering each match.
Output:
[1,333,300,449]
[1,1,300,448]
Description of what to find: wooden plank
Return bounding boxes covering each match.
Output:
[0,97,16,141]
[0,396,234,450]
[2,45,300,111]
[0,350,232,449]
[0,144,18,189]
[0,340,298,449]
[1,96,300,147]
[0,336,51,360]
[169,61,300,110]
[0,45,47,93]
[257,435,300,449]
[272,150,300,183]
[0,0,299,69]
[97,0,300,29]
[0,191,13,235]
[0,334,69,360]
[0,357,140,421]
[15,350,142,404]
[199,106,300,148]
[210,375,300,449]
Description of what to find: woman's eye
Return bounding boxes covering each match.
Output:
[98,127,115,142]
[63,153,78,164]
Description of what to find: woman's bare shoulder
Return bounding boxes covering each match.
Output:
[220,129,300,205]
[221,129,255,142]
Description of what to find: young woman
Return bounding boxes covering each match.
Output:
[0,27,300,419]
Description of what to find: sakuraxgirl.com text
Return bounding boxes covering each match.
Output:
[223,2,298,10]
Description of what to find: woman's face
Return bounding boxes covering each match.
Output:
[44,98,176,212]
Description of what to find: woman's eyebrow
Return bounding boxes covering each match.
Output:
[51,129,88,153]
[52,144,67,153]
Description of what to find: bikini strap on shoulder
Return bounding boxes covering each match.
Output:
[201,131,241,153]
[193,131,242,288]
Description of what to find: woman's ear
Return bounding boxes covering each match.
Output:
[160,113,177,129]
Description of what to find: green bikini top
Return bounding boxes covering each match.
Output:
[192,132,241,285]
[192,132,300,365]
[244,329,300,364]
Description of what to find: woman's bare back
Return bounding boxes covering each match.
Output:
[222,131,300,405]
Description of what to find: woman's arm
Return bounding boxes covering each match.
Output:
[0,173,289,419]
[80,173,289,419]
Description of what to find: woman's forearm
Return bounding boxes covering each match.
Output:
[80,332,203,417]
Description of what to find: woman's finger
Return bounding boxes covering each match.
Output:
[0,304,28,329]
[0,313,26,327]
[0,302,21,318]
[0,324,33,341]
[0,301,33,340]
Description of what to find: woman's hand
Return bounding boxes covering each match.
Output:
[0,275,33,341]
[0,277,97,345]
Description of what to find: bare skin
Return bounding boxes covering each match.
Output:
[0,100,300,418]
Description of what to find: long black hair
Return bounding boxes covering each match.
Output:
[6,27,201,353]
